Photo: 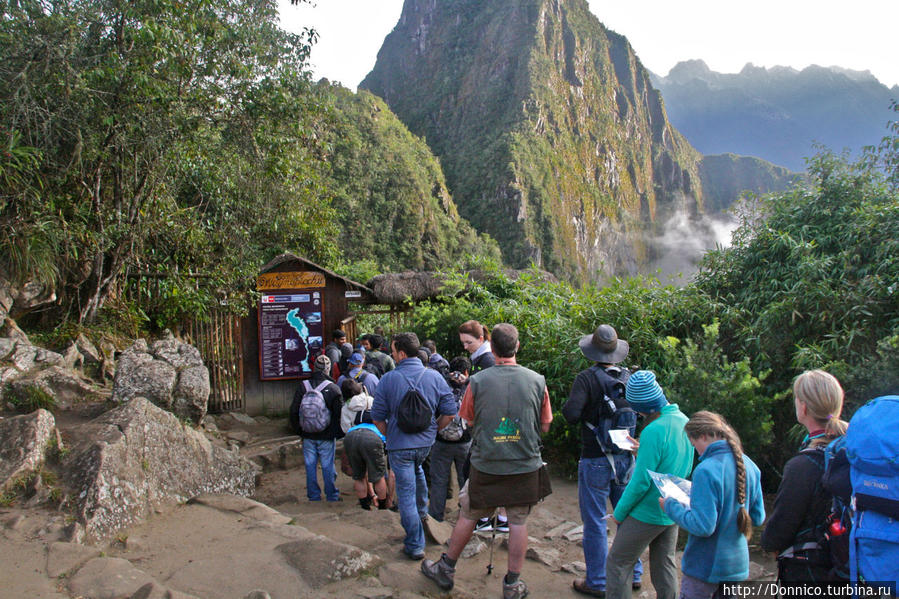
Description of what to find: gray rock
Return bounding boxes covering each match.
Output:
[63,342,84,371]
[8,342,63,373]
[113,351,177,408]
[225,412,258,426]
[171,365,209,422]
[66,398,258,542]
[277,536,377,588]
[11,279,56,317]
[10,366,98,408]
[1,317,29,342]
[561,561,587,574]
[544,520,579,539]
[526,544,561,569]
[187,494,293,526]
[46,541,102,578]
[460,537,487,558]
[130,582,201,599]
[76,333,102,365]
[225,429,251,445]
[112,337,209,422]
[68,557,156,599]
[0,409,56,492]
[0,336,15,360]
[242,591,272,599]
[563,525,584,542]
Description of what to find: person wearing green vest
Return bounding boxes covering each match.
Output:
[420,323,553,599]
[605,370,693,599]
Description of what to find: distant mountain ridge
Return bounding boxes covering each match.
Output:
[652,60,899,171]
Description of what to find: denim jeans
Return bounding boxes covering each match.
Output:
[579,456,643,589]
[389,446,431,555]
[427,439,471,521]
[303,438,339,501]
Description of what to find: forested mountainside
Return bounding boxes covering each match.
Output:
[316,82,499,272]
[361,0,791,282]
[652,60,899,172]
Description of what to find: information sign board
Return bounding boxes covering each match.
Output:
[258,291,324,380]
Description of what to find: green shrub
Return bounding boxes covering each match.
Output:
[8,384,56,413]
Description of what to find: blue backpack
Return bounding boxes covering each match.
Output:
[844,395,899,594]
[822,435,852,580]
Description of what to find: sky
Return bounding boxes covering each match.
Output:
[278,0,899,91]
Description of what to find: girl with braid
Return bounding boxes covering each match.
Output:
[660,411,765,599]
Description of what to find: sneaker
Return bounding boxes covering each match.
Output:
[420,554,455,591]
[502,578,529,599]
[633,581,642,591]
[403,548,425,560]
[474,517,493,532]
[494,518,510,533]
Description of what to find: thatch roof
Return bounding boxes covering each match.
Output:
[366,268,559,305]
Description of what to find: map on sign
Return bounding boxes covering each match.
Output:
[258,292,324,380]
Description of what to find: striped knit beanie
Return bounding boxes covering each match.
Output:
[625,370,668,413]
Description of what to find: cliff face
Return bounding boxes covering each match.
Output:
[361,0,704,280]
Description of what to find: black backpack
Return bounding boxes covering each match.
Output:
[396,370,431,434]
[584,365,636,482]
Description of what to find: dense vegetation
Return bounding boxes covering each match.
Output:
[316,83,499,273]
[410,120,899,484]
[0,0,493,330]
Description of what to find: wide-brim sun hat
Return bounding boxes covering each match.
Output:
[578,324,629,363]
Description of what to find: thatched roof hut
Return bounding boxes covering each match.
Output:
[366,268,559,305]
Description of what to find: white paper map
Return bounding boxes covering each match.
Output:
[648,470,692,506]
[609,429,636,450]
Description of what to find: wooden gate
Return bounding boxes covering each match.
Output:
[185,311,244,413]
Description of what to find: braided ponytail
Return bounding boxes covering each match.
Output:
[685,411,752,540]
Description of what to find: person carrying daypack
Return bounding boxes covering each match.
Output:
[562,324,643,596]
[762,370,849,585]
[290,355,344,502]
[843,394,899,595]
[337,352,379,395]
[371,332,458,561]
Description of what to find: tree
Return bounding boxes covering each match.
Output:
[0,0,331,324]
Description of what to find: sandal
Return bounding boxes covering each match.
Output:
[572,578,605,597]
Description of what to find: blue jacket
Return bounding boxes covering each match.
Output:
[371,358,457,451]
[664,440,766,583]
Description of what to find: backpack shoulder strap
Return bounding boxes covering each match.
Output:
[303,380,312,393]
[314,380,330,393]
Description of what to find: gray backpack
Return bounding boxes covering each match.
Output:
[298,380,331,433]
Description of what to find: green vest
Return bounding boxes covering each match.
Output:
[469,364,545,475]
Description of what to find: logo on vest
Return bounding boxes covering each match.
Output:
[493,417,521,442]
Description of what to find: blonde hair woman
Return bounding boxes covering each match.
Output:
[761,370,848,583]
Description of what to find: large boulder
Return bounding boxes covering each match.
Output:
[8,366,99,409]
[0,409,58,492]
[112,332,210,422]
[65,397,258,542]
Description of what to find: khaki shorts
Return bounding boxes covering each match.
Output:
[458,480,532,525]
[343,427,387,483]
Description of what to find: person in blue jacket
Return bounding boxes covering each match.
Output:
[660,411,766,599]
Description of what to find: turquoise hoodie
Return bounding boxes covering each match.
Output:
[613,403,693,525]
[664,440,766,583]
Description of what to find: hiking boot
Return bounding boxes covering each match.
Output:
[474,517,493,532]
[421,554,455,590]
[502,577,529,599]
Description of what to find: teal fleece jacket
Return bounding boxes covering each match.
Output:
[613,403,693,525]
[664,440,766,583]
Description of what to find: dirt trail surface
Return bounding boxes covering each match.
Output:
[0,411,776,598]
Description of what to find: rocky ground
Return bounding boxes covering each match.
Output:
[0,407,777,599]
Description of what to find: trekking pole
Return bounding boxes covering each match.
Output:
[486,511,497,575]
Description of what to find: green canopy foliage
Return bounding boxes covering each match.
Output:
[0,0,333,325]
